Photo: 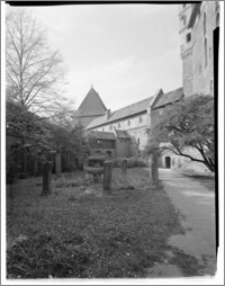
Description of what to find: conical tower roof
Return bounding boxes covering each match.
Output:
[77,87,107,117]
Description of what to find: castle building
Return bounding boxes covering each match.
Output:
[72,2,219,169]
[78,86,183,160]
[179,1,220,97]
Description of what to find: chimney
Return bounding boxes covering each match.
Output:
[106,109,111,120]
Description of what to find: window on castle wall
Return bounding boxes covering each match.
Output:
[203,13,207,35]
[204,37,208,67]
[109,125,112,130]
[209,47,212,59]
[139,115,143,123]
[215,1,219,10]
[102,127,104,132]
[181,15,186,26]
[186,33,191,43]
[118,122,120,128]
[127,120,131,126]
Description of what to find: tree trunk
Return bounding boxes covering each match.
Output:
[34,147,38,176]
[55,152,62,177]
[22,136,27,174]
[42,161,52,195]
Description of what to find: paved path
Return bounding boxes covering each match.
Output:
[147,168,216,278]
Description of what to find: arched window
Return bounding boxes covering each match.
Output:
[204,37,208,67]
[203,13,207,35]
[186,33,191,43]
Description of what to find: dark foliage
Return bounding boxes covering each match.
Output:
[145,95,215,172]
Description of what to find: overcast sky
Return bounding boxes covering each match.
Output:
[6,3,182,111]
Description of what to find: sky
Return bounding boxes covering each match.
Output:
[6,3,182,111]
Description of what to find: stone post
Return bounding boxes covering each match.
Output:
[149,153,159,186]
[42,161,52,195]
[121,158,127,175]
[103,161,113,192]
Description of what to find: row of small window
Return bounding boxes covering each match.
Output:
[101,115,143,132]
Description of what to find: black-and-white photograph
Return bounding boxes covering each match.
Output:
[1,0,224,284]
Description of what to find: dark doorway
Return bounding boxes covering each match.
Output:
[165,156,171,169]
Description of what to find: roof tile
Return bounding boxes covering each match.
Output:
[153,87,183,108]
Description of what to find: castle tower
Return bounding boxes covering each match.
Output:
[179,3,194,97]
[73,86,107,128]
[179,2,220,97]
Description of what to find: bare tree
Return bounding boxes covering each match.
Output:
[6,8,67,117]
[6,8,69,175]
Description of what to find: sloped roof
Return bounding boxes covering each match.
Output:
[108,97,154,122]
[86,114,107,129]
[88,130,116,140]
[87,95,154,129]
[188,2,202,29]
[115,129,130,139]
[153,87,183,108]
[75,87,107,117]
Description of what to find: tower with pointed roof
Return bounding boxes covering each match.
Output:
[73,86,107,128]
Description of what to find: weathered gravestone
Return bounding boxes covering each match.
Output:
[103,161,113,192]
[42,161,52,195]
[149,153,159,187]
[121,158,128,175]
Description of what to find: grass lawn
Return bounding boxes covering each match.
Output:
[7,168,197,279]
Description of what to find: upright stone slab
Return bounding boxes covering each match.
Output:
[55,153,62,176]
[149,153,159,185]
[42,161,52,195]
[121,158,127,175]
[103,161,113,192]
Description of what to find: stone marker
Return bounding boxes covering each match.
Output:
[103,161,113,192]
[42,161,52,195]
[149,153,159,186]
[121,158,128,175]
